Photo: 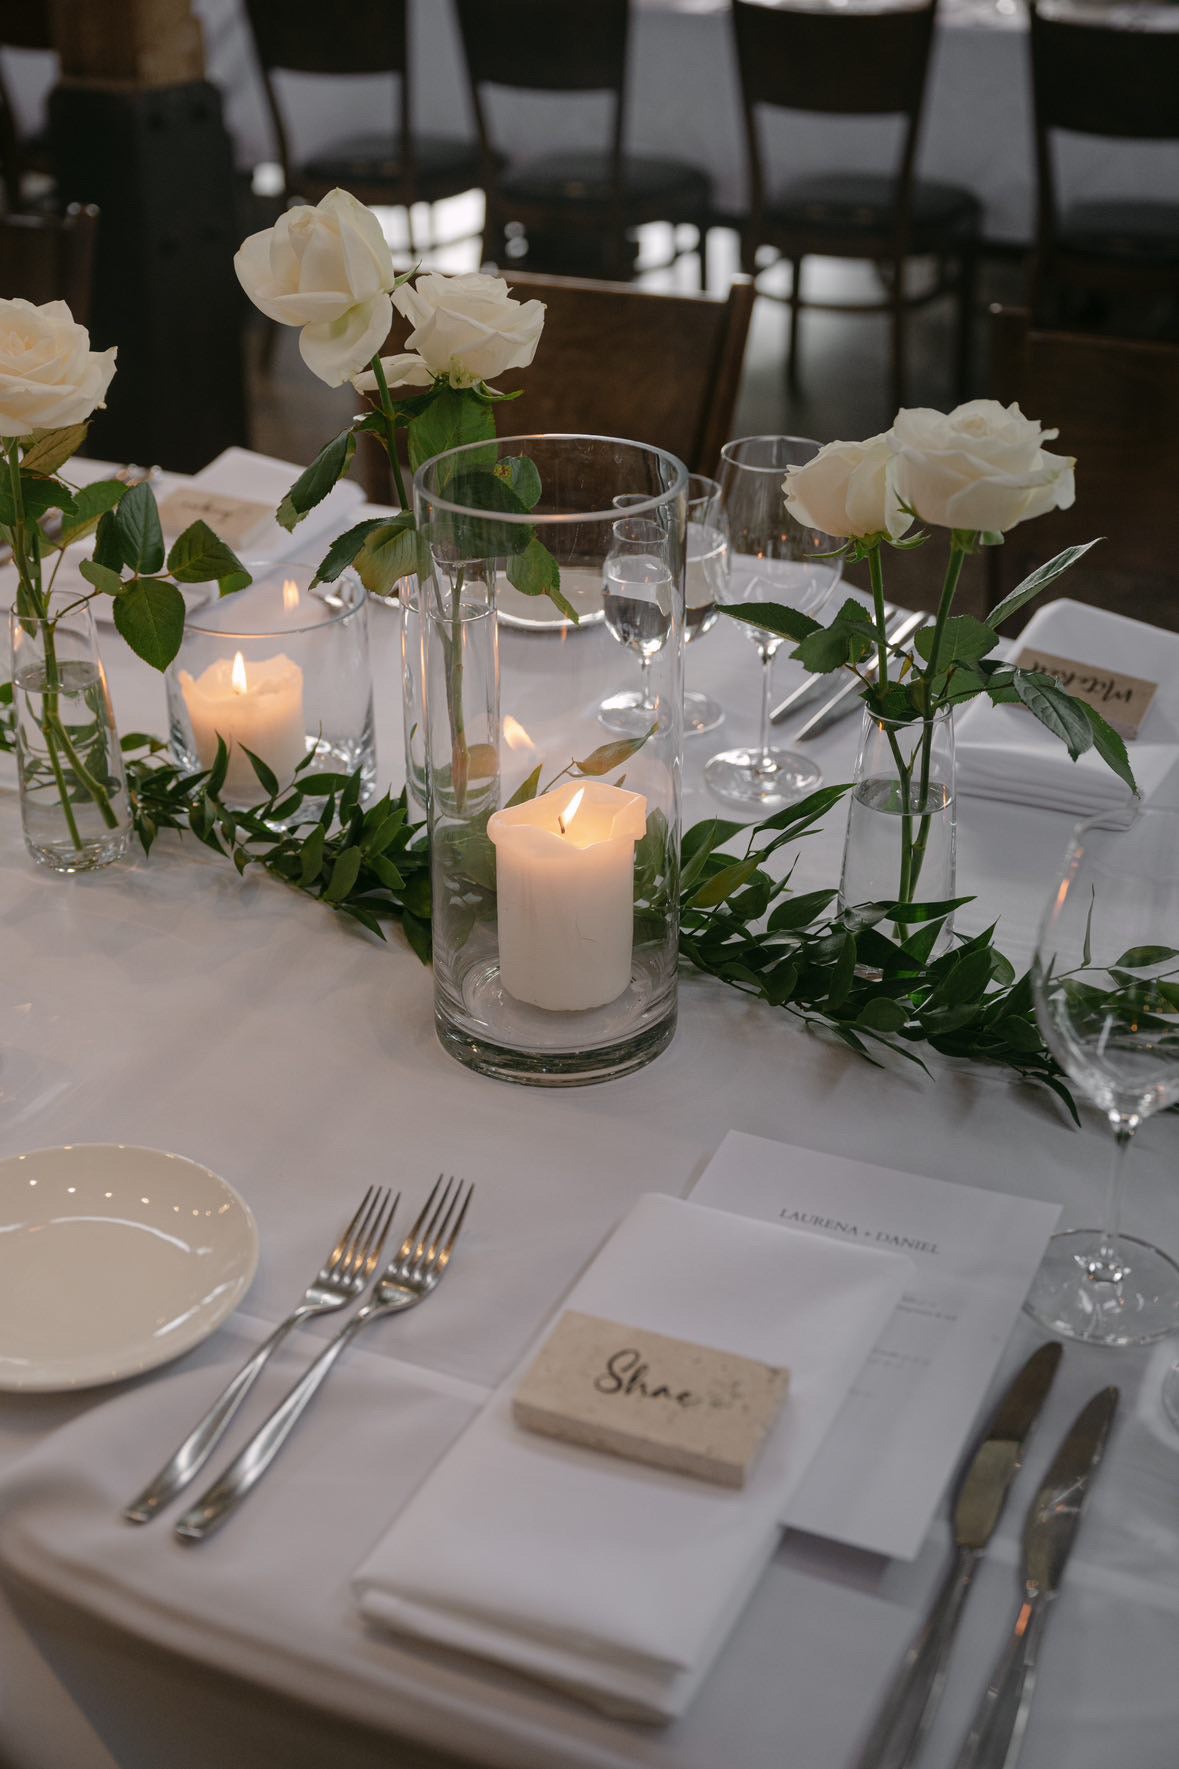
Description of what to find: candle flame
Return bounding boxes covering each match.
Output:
[502,715,533,751]
[558,787,585,836]
[231,650,248,695]
[282,577,301,612]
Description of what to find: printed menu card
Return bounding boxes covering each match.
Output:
[691,1132,1061,1559]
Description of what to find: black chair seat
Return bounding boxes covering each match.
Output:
[499,151,711,213]
[765,173,979,244]
[302,132,483,193]
[1058,200,1179,265]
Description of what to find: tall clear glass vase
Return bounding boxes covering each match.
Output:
[399,573,429,822]
[10,593,131,873]
[840,707,956,940]
[415,434,686,1085]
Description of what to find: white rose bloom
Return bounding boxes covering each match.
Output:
[889,399,1075,534]
[0,298,115,438]
[391,271,545,389]
[783,434,911,541]
[352,351,435,394]
[234,189,396,387]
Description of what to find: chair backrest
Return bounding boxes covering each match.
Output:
[987,306,1179,616]
[359,273,755,500]
[0,205,99,324]
[1029,2,1179,142]
[731,0,939,224]
[0,0,52,51]
[454,0,628,95]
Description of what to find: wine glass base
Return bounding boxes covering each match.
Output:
[684,689,724,736]
[597,689,665,737]
[1023,1228,1179,1347]
[704,746,821,811]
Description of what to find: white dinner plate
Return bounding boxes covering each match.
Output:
[0,1144,259,1393]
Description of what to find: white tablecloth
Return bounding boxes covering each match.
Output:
[0,455,1178,1769]
[5,0,1179,245]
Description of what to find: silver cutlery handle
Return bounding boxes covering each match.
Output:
[173,1308,372,1541]
[853,1545,980,1769]
[952,1594,1050,1769]
[123,1309,309,1523]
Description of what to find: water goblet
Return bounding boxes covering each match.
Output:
[682,474,727,737]
[704,436,842,810]
[597,515,676,738]
[1027,804,1179,1353]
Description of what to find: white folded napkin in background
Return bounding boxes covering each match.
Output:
[353,1192,910,1722]
[956,599,1179,814]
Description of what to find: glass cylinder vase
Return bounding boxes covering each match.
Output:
[415,434,686,1085]
[840,706,957,938]
[10,592,131,873]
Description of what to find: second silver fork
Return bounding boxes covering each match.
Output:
[124,1184,397,1524]
[175,1174,473,1542]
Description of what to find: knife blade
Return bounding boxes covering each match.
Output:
[852,1343,1062,1769]
[952,1384,1120,1769]
[769,602,897,725]
[792,612,930,742]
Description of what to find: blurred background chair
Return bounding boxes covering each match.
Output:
[0,0,55,213]
[241,0,485,255]
[731,0,979,413]
[0,203,98,320]
[1028,0,1179,332]
[987,306,1179,625]
[454,0,712,284]
[359,272,755,502]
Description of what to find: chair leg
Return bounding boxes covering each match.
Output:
[954,241,978,402]
[696,220,708,292]
[786,257,803,392]
[889,258,906,415]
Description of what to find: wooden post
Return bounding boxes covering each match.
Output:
[46,0,247,471]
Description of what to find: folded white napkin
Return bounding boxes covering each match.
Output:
[353,1192,910,1723]
[956,599,1179,814]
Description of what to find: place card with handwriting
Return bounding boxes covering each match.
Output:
[512,1309,790,1488]
[1014,647,1158,740]
[157,487,273,549]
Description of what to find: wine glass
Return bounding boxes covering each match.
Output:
[705,436,842,810]
[1027,804,1179,1355]
[597,515,675,737]
[683,474,727,737]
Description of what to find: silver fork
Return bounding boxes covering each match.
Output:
[124,1185,397,1524]
[175,1174,473,1542]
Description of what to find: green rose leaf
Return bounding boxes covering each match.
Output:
[79,558,124,596]
[277,428,355,532]
[1011,670,1094,761]
[355,516,422,595]
[56,479,126,548]
[495,455,542,511]
[21,424,89,477]
[988,539,1101,629]
[310,517,391,588]
[18,474,77,523]
[407,386,496,478]
[506,762,543,806]
[915,614,999,669]
[1075,698,1137,793]
[507,536,576,623]
[167,520,251,595]
[112,575,186,670]
[114,481,165,574]
[721,603,822,646]
[573,731,653,776]
[93,507,126,571]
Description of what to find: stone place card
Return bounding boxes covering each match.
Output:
[512,1308,790,1488]
[1015,646,1158,740]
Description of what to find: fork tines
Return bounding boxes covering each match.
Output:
[398,1173,474,1276]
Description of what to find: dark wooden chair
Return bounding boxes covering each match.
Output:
[1028,0,1179,327]
[731,0,979,412]
[986,306,1179,625]
[0,0,55,212]
[0,203,99,322]
[241,0,484,253]
[453,0,713,284]
[359,272,755,501]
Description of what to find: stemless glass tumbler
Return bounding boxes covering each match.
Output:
[706,436,842,811]
[415,435,686,1085]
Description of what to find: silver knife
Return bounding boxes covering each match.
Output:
[952,1384,1120,1769]
[792,612,930,742]
[852,1343,1063,1769]
[769,603,897,724]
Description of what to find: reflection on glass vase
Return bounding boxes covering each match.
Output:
[398,572,429,822]
[840,707,956,942]
[10,593,131,873]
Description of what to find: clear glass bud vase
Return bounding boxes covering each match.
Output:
[840,706,956,937]
[415,434,686,1085]
[10,593,131,872]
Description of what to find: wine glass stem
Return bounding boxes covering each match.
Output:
[638,654,655,714]
[1095,1115,1139,1279]
[757,649,775,770]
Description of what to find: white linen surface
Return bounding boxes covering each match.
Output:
[354,1193,910,1721]
[956,599,1179,815]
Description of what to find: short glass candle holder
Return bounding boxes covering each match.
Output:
[415,434,686,1086]
[164,560,376,811]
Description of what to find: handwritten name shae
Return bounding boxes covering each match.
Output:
[778,1207,940,1257]
[593,1348,702,1409]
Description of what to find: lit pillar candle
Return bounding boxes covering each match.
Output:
[487,781,648,1011]
[178,649,305,801]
